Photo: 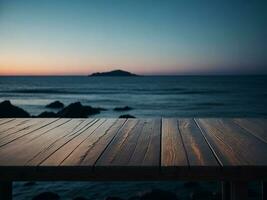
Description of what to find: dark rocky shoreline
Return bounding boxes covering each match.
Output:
[0,100,135,118]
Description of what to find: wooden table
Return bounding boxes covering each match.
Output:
[0,118,266,199]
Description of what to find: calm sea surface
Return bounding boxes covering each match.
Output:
[0,75,266,199]
[1,75,267,117]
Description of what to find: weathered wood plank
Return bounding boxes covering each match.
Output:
[26,119,98,166]
[233,118,267,143]
[0,118,266,182]
[0,119,30,136]
[0,119,66,150]
[0,119,70,165]
[0,118,59,147]
[0,118,15,126]
[41,119,110,166]
[0,118,49,140]
[195,118,267,166]
[161,118,188,167]
[96,119,142,166]
[128,118,161,166]
[62,119,126,166]
[178,118,219,166]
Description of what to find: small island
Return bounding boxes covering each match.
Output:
[89,69,138,77]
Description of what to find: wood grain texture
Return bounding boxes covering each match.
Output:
[0,118,15,126]
[60,119,126,166]
[233,118,267,143]
[178,118,219,166]
[0,118,266,181]
[0,119,53,144]
[26,119,97,166]
[161,118,188,167]
[0,119,30,136]
[96,119,142,166]
[41,118,110,166]
[0,119,70,165]
[195,118,267,166]
[128,118,161,166]
[0,119,60,147]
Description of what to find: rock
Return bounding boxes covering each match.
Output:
[23,181,36,187]
[183,181,199,188]
[139,189,178,200]
[57,102,101,118]
[114,106,132,111]
[0,100,30,117]
[37,111,58,118]
[46,101,64,109]
[119,114,136,118]
[32,192,60,200]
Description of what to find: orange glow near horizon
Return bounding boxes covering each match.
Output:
[0,53,185,75]
[0,64,185,76]
[0,56,195,76]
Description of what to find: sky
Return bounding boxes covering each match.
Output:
[0,0,266,75]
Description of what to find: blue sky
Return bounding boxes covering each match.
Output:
[0,0,266,75]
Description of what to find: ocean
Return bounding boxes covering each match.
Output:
[1,75,267,118]
[0,75,266,200]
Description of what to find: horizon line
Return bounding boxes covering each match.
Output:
[1,73,267,77]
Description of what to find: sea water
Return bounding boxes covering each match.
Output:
[1,75,266,118]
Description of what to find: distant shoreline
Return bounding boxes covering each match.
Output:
[1,74,267,77]
[89,69,139,77]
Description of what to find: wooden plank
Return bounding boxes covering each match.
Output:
[195,118,267,166]
[0,119,67,152]
[41,118,110,166]
[233,118,267,143]
[96,119,143,166]
[0,118,266,182]
[128,118,161,166]
[0,119,30,136]
[0,119,72,165]
[161,118,188,167]
[26,119,98,166]
[178,118,219,166]
[0,118,49,140]
[0,118,15,126]
[61,119,126,166]
[0,118,59,147]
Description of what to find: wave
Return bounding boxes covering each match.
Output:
[0,88,229,95]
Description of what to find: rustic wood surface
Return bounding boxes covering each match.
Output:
[0,118,266,181]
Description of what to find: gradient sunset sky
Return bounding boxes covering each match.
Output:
[0,0,266,75]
